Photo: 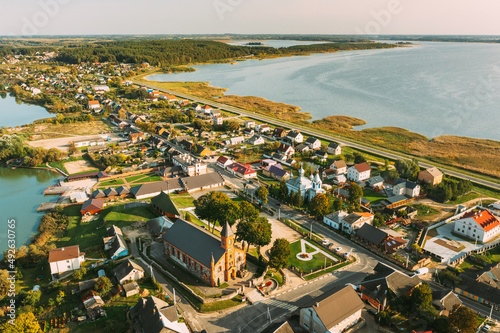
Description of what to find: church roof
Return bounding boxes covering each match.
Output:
[221,222,234,238]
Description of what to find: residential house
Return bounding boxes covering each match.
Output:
[213,115,223,126]
[88,100,100,110]
[323,211,349,230]
[295,144,310,154]
[277,143,295,157]
[272,127,286,138]
[223,136,245,146]
[322,168,337,180]
[82,292,105,318]
[172,154,208,176]
[122,282,140,297]
[146,216,174,237]
[102,225,129,259]
[305,137,321,150]
[263,164,290,181]
[286,130,303,143]
[300,286,364,333]
[455,264,500,310]
[314,150,328,161]
[359,263,421,311]
[347,163,371,182]
[228,163,257,179]
[151,192,181,219]
[192,144,213,157]
[256,124,271,133]
[130,296,189,333]
[327,142,342,155]
[244,120,256,128]
[366,176,385,189]
[243,128,255,137]
[92,189,105,198]
[81,198,104,215]
[104,187,118,197]
[453,209,500,243]
[201,105,213,115]
[330,160,347,175]
[355,224,406,253]
[114,259,145,284]
[157,165,183,178]
[162,220,246,287]
[49,245,85,280]
[418,167,443,186]
[155,125,167,136]
[129,132,145,144]
[393,179,421,198]
[178,139,193,152]
[247,135,265,146]
[181,172,226,193]
[216,156,233,169]
[340,212,374,234]
[432,290,462,316]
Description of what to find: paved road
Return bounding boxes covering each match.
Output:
[133,79,500,190]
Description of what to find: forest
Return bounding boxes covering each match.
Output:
[52,39,394,65]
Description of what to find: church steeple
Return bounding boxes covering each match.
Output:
[221,222,234,250]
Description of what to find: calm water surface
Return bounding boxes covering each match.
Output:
[148,42,500,141]
[0,94,55,128]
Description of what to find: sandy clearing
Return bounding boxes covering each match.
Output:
[28,133,122,151]
[64,159,97,174]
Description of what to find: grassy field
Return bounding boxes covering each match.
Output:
[125,174,147,182]
[26,120,111,140]
[411,204,439,217]
[98,178,125,186]
[170,194,196,209]
[58,204,157,250]
[288,240,337,274]
[447,191,482,205]
[362,189,386,205]
[131,175,163,183]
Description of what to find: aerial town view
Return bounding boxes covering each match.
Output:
[1,1,500,333]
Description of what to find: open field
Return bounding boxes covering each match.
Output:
[64,159,97,174]
[362,189,386,205]
[288,240,338,273]
[28,133,121,151]
[25,121,111,140]
[170,194,196,209]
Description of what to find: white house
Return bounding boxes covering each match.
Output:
[244,120,256,128]
[340,212,374,234]
[49,245,85,280]
[216,156,233,169]
[247,135,265,146]
[330,160,347,175]
[454,209,500,243]
[223,136,245,146]
[300,286,364,333]
[114,259,145,284]
[347,162,371,182]
[286,130,303,143]
[88,100,101,110]
[323,211,349,229]
[213,115,223,126]
[305,137,321,150]
[327,142,342,155]
[393,179,421,198]
[255,124,271,133]
[277,143,295,157]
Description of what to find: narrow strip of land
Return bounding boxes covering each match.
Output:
[132,78,500,191]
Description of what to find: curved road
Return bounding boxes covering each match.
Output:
[133,79,500,191]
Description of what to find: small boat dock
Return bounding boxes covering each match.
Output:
[43,185,72,195]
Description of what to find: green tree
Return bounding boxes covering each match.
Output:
[72,267,87,281]
[353,152,366,164]
[448,305,477,333]
[55,290,65,305]
[269,238,291,269]
[238,201,259,223]
[237,216,272,253]
[22,290,41,306]
[348,182,363,205]
[0,312,42,333]
[68,141,79,155]
[373,213,387,227]
[395,158,420,180]
[309,193,330,219]
[94,276,112,295]
[411,283,433,307]
[255,185,269,205]
[195,191,237,232]
[278,180,288,200]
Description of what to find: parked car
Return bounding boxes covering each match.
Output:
[482,325,491,332]
[322,239,328,246]
[413,267,429,276]
[367,309,377,316]
[335,247,342,253]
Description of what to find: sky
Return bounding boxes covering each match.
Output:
[1,0,500,36]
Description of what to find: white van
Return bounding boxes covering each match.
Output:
[413,268,429,276]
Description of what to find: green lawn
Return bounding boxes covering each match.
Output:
[132,175,163,183]
[170,194,196,209]
[288,240,338,274]
[58,204,157,251]
[125,174,147,182]
[447,192,482,205]
[98,178,125,186]
[411,204,439,217]
[362,189,386,205]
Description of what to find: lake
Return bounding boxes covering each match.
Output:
[147,42,500,141]
[0,94,55,128]
[226,40,329,48]
[0,167,60,255]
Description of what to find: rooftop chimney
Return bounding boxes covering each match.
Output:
[315,302,319,308]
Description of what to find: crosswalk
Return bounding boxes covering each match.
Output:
[260,298,298,312]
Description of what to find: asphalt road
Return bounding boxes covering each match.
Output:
[133,79,500,191]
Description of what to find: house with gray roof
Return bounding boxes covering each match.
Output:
[130,296,189,333]
[146,216,174,237]
[393,178,420,198]
[150,192,180,219]
[130,179,183,200]
[114,259,144,284]
[181,172,225,193]
[102,225,128,259]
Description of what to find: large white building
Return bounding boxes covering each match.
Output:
[173,154,207,176]
[347,162,371,182]
[454,209,500,243]
[49,245,85,280]
[286,166,324,201]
